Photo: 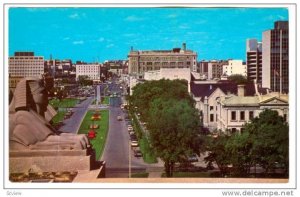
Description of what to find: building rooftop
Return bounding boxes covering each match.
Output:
[222,96,260,106]
[190,81,257,101]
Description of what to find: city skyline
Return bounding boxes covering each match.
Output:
[9,7,288,62]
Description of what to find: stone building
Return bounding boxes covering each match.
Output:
[189,80,288,133]
[128,43,197,74]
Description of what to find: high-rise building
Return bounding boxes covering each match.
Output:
[128,43,197,74]
[262,21,289,93]
[9,52,44,77]
[246,39,262,84]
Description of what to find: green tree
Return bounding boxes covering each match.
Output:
[228,74,248,84]
[78,75,93,86]
[225,132,253,177]
[131,79,194,122]
[243,109,289,176]
[148,99,202,177]
[204,135,231,177]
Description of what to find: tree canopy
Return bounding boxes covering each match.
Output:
[130,79,202,177]
[131,79,194,122]
[228,74,248,84]
[205,109,289,177]
[148,98,202,177]
[243,109,289,175]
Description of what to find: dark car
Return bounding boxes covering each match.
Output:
[133,149,142,157]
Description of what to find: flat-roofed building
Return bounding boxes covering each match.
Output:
[128,43,197,74]
[9,52,44,78]
[223,60,247,77]
[75,63,101,81]
[262,21,289,93]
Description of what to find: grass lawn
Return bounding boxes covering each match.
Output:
[51,111,66,125]
[49,98,79,108]
[131,172,149,178]
[103,96,109,105]
[91,96,109,105]
[139,137,157,163]
[78,110,109,160]
[161,171,211,178]
[131,112,157,164]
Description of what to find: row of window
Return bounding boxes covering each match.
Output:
[139,56,195,61]
[231,111,254,121]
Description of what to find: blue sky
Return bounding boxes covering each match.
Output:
[9,7,288,62]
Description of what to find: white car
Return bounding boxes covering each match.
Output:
[127,126,133,131]
[131,141,139,147]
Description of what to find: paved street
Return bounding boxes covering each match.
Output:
[59,96,94,133]
[101,80,149,177]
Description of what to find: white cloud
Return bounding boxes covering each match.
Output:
[195,19,207,25]
[68,13,86,19]
[26,8,50,12]
[179,24,190,29]
[98,37,105,42]
[106,44,114,48]
[69,13,79,19]
[263,14,286,22]
[73,40,84,45]
[123,33,136,37]
[124,15,144,22]
[166,14,178,18]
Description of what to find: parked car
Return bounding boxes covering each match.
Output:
[133,149,142,157]
[127,126,133,131]
[130,135,138,142]
[117,116,122,121]
[188,154,199,162]
[131,141,139,147]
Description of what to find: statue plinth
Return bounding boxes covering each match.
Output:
[9,149,95,173]
[9,77,105,180]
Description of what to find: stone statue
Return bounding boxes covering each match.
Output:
[9,77,90,151]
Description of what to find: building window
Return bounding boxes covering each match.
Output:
[231,128,237,134]
[210,106,214,111]
[240,111,245,121]
[210,114,214,122]
[283,114,287,122]
[249,111,254,120]
[231,111,236,121]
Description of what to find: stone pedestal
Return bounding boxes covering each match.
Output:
[9,149,97,173]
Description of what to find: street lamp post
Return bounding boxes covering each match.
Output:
[129,141,131,178]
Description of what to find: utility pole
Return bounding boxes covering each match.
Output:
[129,141,131,178]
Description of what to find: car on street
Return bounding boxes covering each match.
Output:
[117,116,122,121]
[133,149,142,157]
[131,141,139,147]
[188,154,199,162]
[127,126,133,131]
[130,135,138,141]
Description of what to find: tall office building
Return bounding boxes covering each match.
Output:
[246,39,262,84]
[262,21,289,93]
[9,52,44,77]
[128,43,197,74]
